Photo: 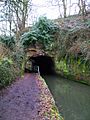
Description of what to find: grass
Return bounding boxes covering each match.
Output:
[55,60,90,85]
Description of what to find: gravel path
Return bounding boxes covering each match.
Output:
[0,73,62,120]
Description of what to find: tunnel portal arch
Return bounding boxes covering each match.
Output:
[25,48,55,75]
[29,55,55,75]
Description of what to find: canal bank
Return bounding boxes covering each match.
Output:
[0,73,63,120]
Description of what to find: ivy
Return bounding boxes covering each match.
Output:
[21,16,59,50]
[0,35,15,50]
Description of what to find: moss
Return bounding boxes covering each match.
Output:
[50,105,64,120]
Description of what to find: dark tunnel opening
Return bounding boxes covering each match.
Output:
[29,55,55,75]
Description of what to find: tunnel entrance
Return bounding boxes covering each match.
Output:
[29,55,55,75]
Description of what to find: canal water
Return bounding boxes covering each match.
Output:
[43,75,90,120]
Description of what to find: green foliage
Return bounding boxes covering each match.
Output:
[0,58,17,88]
[11,51,24,68]
[0,57,13,67]
[56,60,68,73]
[0,35,15,50]
[85,19,90,27]
[21,17,59,50]
[0,35,26,89]
[0,46,25,89]
[20,31,38,48]
[53,16,90,84]
[33,17,58,34]
[10,46,25,76]
[56,56,90,85]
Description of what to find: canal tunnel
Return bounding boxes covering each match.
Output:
[29,55,55,75]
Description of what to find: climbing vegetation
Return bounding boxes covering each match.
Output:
[0,35,25,89]
[0,35,15,50]
[20,17,59,50]
[55,26,90,85]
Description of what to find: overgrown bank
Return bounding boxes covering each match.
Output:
[0,36,25,89]
[0,15,90,88]
[54,14,90,85]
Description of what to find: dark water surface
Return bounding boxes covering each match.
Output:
[43,75,90,120]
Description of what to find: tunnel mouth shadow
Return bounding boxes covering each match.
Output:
[29,55,56,75]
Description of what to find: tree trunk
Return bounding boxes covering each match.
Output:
[62,0,67,18]
[78,0,87,18]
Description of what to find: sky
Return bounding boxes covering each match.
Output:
[28,0,90,24]
[0,0,90,34]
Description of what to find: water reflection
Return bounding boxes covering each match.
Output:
[43,75,90,120]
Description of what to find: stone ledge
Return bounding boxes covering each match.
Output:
[36,74,64,120]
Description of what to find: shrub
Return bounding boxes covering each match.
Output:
[0,35,15,50]
[0,58,17,88]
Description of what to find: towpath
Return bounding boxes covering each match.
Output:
[0,73,61,120]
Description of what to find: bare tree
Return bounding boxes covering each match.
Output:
[10,0,32,38]
[0,0,8,35]
[62,0,67,18]
[78,0,87,17]
[86,2,90,14]
[68,0,72,16]
[48,0,67,18]
[55,0,63,18]
[48,0,62,18]
[0,0,32,38]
